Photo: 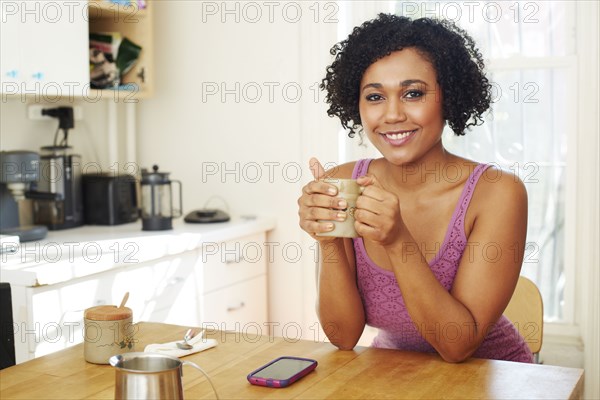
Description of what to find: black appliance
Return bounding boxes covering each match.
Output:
[82,174,138,225]
[30,146,84,230]
[184,209,230,223]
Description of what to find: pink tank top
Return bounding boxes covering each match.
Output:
[352,159,533,363]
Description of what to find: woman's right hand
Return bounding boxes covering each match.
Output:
[297,158,348,241]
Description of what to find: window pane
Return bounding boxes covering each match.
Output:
[344,1,575,322]
[392,1,575,58]
[443,68,569,321]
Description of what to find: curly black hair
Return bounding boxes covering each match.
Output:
[321,14,491,137]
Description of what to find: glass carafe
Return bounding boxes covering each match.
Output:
[140,165,182,231]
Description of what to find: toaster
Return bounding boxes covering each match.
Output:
[82,174,139,225]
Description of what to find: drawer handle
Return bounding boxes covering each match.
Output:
[225,256,245,265]
[226,302,246,312]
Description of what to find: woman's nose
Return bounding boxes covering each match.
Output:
[384,98,407,123]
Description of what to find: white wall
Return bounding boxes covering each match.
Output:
[137,1,340,337]
[0,0,342,340]
[0,99,114,168]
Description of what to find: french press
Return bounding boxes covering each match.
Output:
[140,165,182,231]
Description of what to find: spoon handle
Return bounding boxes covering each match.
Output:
[119,292,130,308]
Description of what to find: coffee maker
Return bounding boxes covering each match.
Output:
[0,151,48,242]
[26,106,84,230]
[30,146,84,230]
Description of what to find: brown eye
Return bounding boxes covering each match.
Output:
[366,94,384,102]
[405,90,424,99]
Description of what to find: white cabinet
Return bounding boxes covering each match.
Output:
[0,0,89,96]
[17,250,201,361]
[0,0,154,99]
[7,227,271,364]
[23,266,114,359]
[109,250,202,326]
[200,233,268,331]
[203,276,267,332]
[0,1,21,89]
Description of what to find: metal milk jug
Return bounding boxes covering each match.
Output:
[109,352,215,399]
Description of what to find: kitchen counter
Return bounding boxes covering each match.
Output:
[1,216,276,364]
[0,216,276,287]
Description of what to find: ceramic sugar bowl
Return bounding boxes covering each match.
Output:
[84,305,135,364]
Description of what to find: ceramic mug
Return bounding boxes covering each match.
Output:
[316,178,363,238]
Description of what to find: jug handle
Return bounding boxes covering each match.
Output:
[171,180,183,218]
[182,360,220,399]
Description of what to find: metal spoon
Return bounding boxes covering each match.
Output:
[176,329,195,350]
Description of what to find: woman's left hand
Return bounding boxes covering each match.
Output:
[355,174,404,247]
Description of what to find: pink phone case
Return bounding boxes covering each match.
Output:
[247,356,318,388]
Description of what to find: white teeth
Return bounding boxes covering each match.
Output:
[385,130,415,140]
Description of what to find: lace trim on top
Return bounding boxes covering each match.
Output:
[352,159,490,329]
[349,159,533,362]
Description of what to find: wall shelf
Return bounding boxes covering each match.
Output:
[0,0,153,100]
[89,0,154,100]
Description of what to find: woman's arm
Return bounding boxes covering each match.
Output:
[356,168,527,362]
[298,159,365,349]
[315,237,365,349]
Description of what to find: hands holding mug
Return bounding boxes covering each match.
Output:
[298,158,403,246]
[297,158,354,240]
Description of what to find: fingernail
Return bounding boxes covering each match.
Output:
[336,212,346,221]
[326,223,335,231]
[328,187,337,195]
[338,200,347,208]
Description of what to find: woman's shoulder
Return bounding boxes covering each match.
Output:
[442,156,526,199]
[460,161,528,242]
[472,163,528,211]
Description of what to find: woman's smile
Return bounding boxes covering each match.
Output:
[379,129,418,146]
[359,47,445,165]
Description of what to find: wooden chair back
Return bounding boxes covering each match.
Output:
[504,276,544,355]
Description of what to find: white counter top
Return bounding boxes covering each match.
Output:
[0,216,276,287]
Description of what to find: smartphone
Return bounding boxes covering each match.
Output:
[247,356,318,388]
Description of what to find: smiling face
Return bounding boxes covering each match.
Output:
[359,48,445,165]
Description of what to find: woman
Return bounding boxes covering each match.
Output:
[298,14,532,363]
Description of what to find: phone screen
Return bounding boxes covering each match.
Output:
[251,358,315,380]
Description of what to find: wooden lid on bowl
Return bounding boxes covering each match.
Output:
[84,305,132,321]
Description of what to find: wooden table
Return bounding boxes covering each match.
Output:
[0,322,584,399]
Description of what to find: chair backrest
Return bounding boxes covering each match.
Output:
[503,276,544,355]
[0,283,16,369]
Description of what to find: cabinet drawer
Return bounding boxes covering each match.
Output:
[202,276,267,332]
[202,233,266,293]
[27,250,200,357]
[112,251,200,323]
[28,273,113,356]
